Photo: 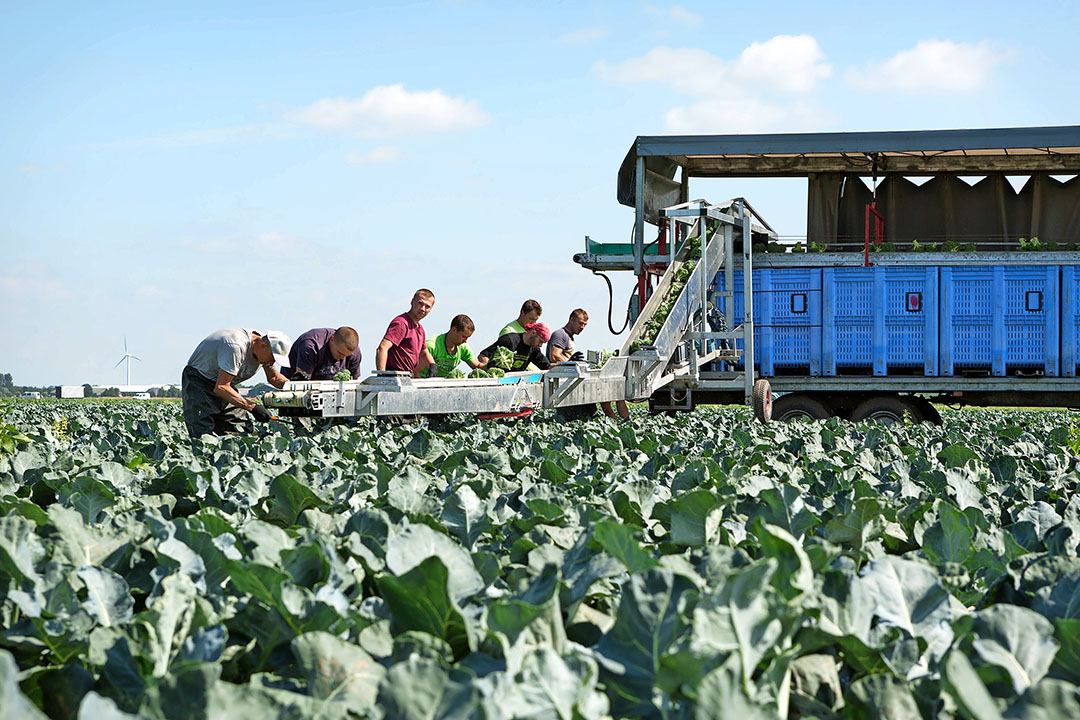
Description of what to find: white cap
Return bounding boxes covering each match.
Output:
[262,330,292,367]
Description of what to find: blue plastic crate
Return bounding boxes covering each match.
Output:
[823,266,938,376]
[940,266,1059,376]
[1060,266,1078,376]
[714,268,821,375]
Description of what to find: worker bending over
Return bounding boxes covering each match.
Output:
[376,289,437,377]
[283,327,362,381]
[181,329,291,438]
[425,314,483,377]
[478,322,552,372]
[499,299,542,337]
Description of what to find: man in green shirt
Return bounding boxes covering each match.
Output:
[425,314,483,377]
[498,299,542,338]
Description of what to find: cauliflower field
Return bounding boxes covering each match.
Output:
[1,400,1080,719]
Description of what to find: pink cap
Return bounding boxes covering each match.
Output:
[526,322,551,342]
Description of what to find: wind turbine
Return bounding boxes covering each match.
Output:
[114,337,141,386]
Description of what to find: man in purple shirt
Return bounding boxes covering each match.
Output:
[282,327,363,381]
[376,289,437,377]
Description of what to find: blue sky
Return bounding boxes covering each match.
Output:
[3,0,1079,386]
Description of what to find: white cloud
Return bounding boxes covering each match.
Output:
[138,285,168,297]
[346,146,402,164]
[596,47,730,95]
[597,35,833,133]
[644,4,703,28]
[731,35,832,94]
[560,27,609,43]
[664,98,831,134]
[848,40,1002,93]
[294,84,489,136]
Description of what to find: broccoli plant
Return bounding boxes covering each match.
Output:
[332,370,352,381]
[490,346,514,370]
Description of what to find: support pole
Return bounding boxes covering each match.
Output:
[741,201,755,405]
[699,204,707,346]
[724,224,734,335]
[634,155,645,277]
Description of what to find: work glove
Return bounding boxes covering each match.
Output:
[569,351,585,362]
[251,404,273,423]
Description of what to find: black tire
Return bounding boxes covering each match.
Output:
[849,396,923,425]
[772,394,832,422]
[752,379,773,423]
[908,397,943,426]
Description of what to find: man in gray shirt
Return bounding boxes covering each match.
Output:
[547,309,588,362]
[181,328,291,438]
[546,309,630,421]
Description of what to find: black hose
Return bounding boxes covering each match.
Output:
[590,269,634,335]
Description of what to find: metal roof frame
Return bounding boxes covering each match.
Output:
[620,126,1080,189]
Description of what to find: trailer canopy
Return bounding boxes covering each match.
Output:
[618,125,1080,245]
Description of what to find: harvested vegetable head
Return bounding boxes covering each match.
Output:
[490,346,515,370]
[332,370,352,382]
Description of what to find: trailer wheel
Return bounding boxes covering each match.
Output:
[772,394,831,422]
[752,379,772,423]
[849,396,922,425]
[909,397,943,426]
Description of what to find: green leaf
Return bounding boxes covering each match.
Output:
[385,523,483,603]
[77,565,134,628]
[377,556,473,661]
[59,476,116,525]
[942,650,1003,720]
[262,473,328,527]
[858,557,955,661]
[845,673,925,720]
[594,568,697,717]
[441,484,491,550]
[78,691,149,720]
[967,604,1058,695]
[593,520,659,574]
[0,650,49,719]
[923,501,976,565]
[823,497,889,561]
[0,514,45,584]
[291,631,385,710]
[667,490,724,548]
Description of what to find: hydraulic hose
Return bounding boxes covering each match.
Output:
[590,269,634,335]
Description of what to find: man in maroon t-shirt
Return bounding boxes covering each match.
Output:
[375,289,437,377]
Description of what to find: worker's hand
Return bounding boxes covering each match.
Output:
[251,404,273,423]
[569,351,585,362]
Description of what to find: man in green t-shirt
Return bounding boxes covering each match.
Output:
[424,314,483,377]
[498,299,542,338]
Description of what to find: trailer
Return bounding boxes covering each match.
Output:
[576,125,1080,422]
